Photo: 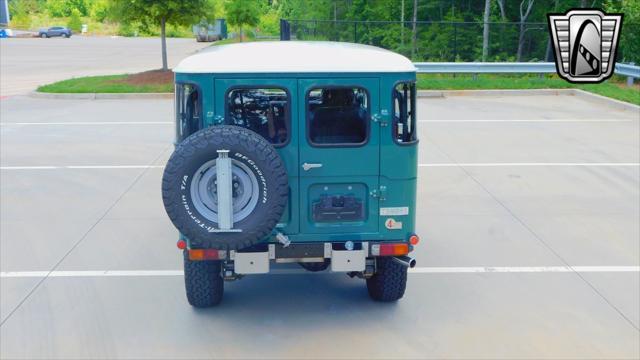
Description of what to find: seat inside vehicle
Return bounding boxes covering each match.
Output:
[309,88,368,145]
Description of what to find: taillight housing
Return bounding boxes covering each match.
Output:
[371,243,409,256]
[188,249,227,261]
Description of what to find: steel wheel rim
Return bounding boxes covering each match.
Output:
[190,158,260,224]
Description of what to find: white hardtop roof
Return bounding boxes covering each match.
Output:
[174,41,416,74]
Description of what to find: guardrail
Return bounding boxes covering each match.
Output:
[413,62,639,85]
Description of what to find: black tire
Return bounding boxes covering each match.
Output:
[366,257,407,302]
[184,250,223,307]
[40,33,47,38]
[299,260,330,272]
[162,125,288,250]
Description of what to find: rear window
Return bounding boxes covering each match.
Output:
[226,88,289,146]
[175,83,201,142]
[393,82,417,144]
[307,87,369,146]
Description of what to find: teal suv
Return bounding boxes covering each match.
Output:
[162,41,420,307]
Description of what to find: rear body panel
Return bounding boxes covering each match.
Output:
[174,71,417,246]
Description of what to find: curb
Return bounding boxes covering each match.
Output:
[571,89,640,112]
[29,91,173,100]
[418,88,639,112]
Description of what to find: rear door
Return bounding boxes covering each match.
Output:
[214,78,299,234]
[298,78,380,236]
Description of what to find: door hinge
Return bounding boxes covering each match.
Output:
[370,185,387,201]
[372,114,388,127]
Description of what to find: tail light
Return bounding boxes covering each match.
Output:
[188,249,226,261]
[371,243,409,256]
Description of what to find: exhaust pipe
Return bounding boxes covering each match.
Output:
[392,256,416,268]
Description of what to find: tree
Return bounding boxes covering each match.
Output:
[496,0,506,21]
[67,8,82,32]
[482,0,491,61]
[110,0,209,71]
[225,0,260,42]
[46,0,90,17]
[411,0,418,59]
[606,0,640,64]
[516,0,535,61]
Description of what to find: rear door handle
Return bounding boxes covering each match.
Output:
[302,163,323,171]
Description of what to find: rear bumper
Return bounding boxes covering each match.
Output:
[188,241,414,275]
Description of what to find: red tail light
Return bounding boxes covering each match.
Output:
[372,243,409,256]
[188,249,222,261]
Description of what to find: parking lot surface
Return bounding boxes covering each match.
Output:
[0,37,209,96]
[0,93,639,359]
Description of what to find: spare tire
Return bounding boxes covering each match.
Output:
[162,125,288,250]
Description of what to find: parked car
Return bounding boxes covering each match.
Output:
[38,26,72,38]
[0,28,13,38]
[163,41,420,307]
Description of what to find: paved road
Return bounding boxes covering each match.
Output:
[0,37,209,96]
[0,93,639,359]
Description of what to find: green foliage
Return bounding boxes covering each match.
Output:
[259,8,280,35]
[10,13,32,29]
[8,0,37,28]
[66,8,82,32]
[606,0,640,64]
[90,0,111,23]
[46,0,89,17]
[110,0,208,30]
[225,0,260,39]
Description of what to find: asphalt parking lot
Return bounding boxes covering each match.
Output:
[0,37,209,96]
[0,93,639,359]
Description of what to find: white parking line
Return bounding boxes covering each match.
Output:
[0,165,165,170]
[1,266,638,278]
[2,163,639,170]
[419,119,636,123]
[0,121,172,126]
[419,163,640,167]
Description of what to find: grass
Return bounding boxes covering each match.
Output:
[417,73,640,106]
[37,74,173,93]
[37,71,640,106]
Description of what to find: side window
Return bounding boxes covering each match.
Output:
[307,87,369,146]
[226,88,289,146]
[175,83,201,142]
[393,82,417,144]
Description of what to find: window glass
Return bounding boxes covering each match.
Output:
[227,88,288,145]
[393,82,417,144]
[307,87,368,145]
[175,83,200,141]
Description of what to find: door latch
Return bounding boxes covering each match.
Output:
[370,185,387,201]
[302,163,323,171]
[372,114,388,127]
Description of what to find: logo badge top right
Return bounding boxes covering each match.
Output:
[548,9,623,83]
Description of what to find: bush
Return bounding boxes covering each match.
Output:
[10,13,32,30]
[67,9,82,32]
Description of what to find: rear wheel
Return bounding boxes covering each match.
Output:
[183,250,224,307]
[366,257,407,302]
[40,33,47,38]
